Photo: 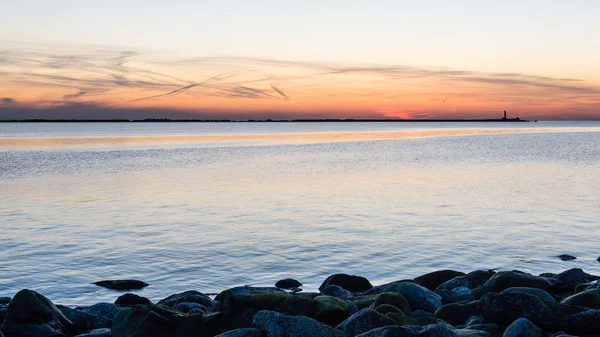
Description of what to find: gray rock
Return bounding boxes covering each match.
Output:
[319,274,373,293]
[371,293,411,315]
[74,328,112,337]
[82,303,124,320]
[93,280,148,290]
[553,268,600,292]
[214,328,263,337]
[500,287,555,303]
[559,309,600,335]
[354,324,457,337]
[174,302,206,313]
[382,282,442,312]
[275,279,302,289]
[502,318,542,337]
[438,286,474,304]
[321,285,353,298]
[59,306,112,334]
[1,289,75,337]
[472,271,556,299]
[335,308,396,337]
[114,293,152,306]
[454,330,491,337]
[435,270,495,293]
[158,290,214,312]
[252,310,344,337]
[561,289,600,309]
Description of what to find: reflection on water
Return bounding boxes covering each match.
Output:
[1,122,599,305]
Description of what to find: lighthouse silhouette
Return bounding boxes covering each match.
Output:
[503,110,507,120]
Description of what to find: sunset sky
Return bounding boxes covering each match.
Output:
[1,1,599,120]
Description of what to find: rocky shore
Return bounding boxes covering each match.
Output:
[2,268,600,337]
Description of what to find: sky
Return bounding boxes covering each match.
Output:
[1,1,599,120]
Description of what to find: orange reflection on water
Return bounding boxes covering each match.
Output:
[1,127,599,150]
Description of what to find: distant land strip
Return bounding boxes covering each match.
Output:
[0,118,533,123]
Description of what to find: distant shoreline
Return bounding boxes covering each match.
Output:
[0,118,534,123]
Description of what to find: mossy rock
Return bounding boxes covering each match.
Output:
[350,293,380,310]
[371,292,411,315]
[313,295,350,326]
[434,300,480,326]
[561,289,600,309]
[384,312,415,326]
[373,304,401,315]
[214,290,316,329]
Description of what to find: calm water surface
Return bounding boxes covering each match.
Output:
[1,122,599,305]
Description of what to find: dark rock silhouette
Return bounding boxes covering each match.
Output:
[93,280,148,290]
[319,274,373,292]
[558,254,577,261]
[114,293,152,306]
[275,278,302,289]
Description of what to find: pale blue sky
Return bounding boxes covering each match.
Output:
[2,1,599,78]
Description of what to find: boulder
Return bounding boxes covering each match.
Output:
[371,293,411,315]
[434,300,480,326]
[82,303,124,320]
[157,290,214,312]
[414,270,466,291]
[502,318,542,337]
[59,306,112,334]
[275,279,302,289]
[1,289,75,337]
[353,324,457,337]
[174,302,207,314]
[313,295,351,326]
[374,304,401,315]
[559,309,600,335]
[553,268,600,293]
[214,289,316,329]
[557,255,576,261]
[335,308,396,337]
[384,312,415,326]
[435,270,495,293]
[114,293,152,306]
[92,280,148,290]
[561,289,600,309]
[479,292,584,331]
[472,271,556,299]
[319,274,373,293]
[321,285,353,299]
[382,282,442,312]
[454,329,491,337]
[214,328,263,337]
[500,287,555,303]
[73,328,112,337]
[252,310,344,337]
[437,286,474,304]
[112,304,224,337]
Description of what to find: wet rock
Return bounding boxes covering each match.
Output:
[434,300,479,326]
[573,281,600,293]
[464,324,505,336]
[313,295,351,326]
[371,292,411,315]
[174,302,207,314]
[82,303,124,320]
[374,304,401,315]
[93,280,148,290]
[353,324,457,337]
[157,290,214,312]
[436,270,495,293]
[59,306,112,334]
[112,304,223,337]
[319,274,373,293]
[74,328,112,337]
[454,329,491,337]
[502,318,542,337]
[214,289,316,329]
[561,289,600,309]
[414,270,466,291]
[252,310,344,337]
[464,316,484,327]
[559,309,600,335]
[479,292,584,331]
[214,328,262,337]
[275,278,302,289]
[472,271,556,299]
[500,287,555,303]
[1,289,75,337]
[114,293,152,306]
[0,297,10,304]
[0,303,8,325]
[384,312,415,326]
[382,282,442,312]
[335,308,396,337]
[437,286,474,304]
[410,310,432,319]
[321,285,353,299]
[558,254,576,261]
[553,268,600,292]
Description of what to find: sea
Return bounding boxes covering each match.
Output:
[1,121,599,306]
